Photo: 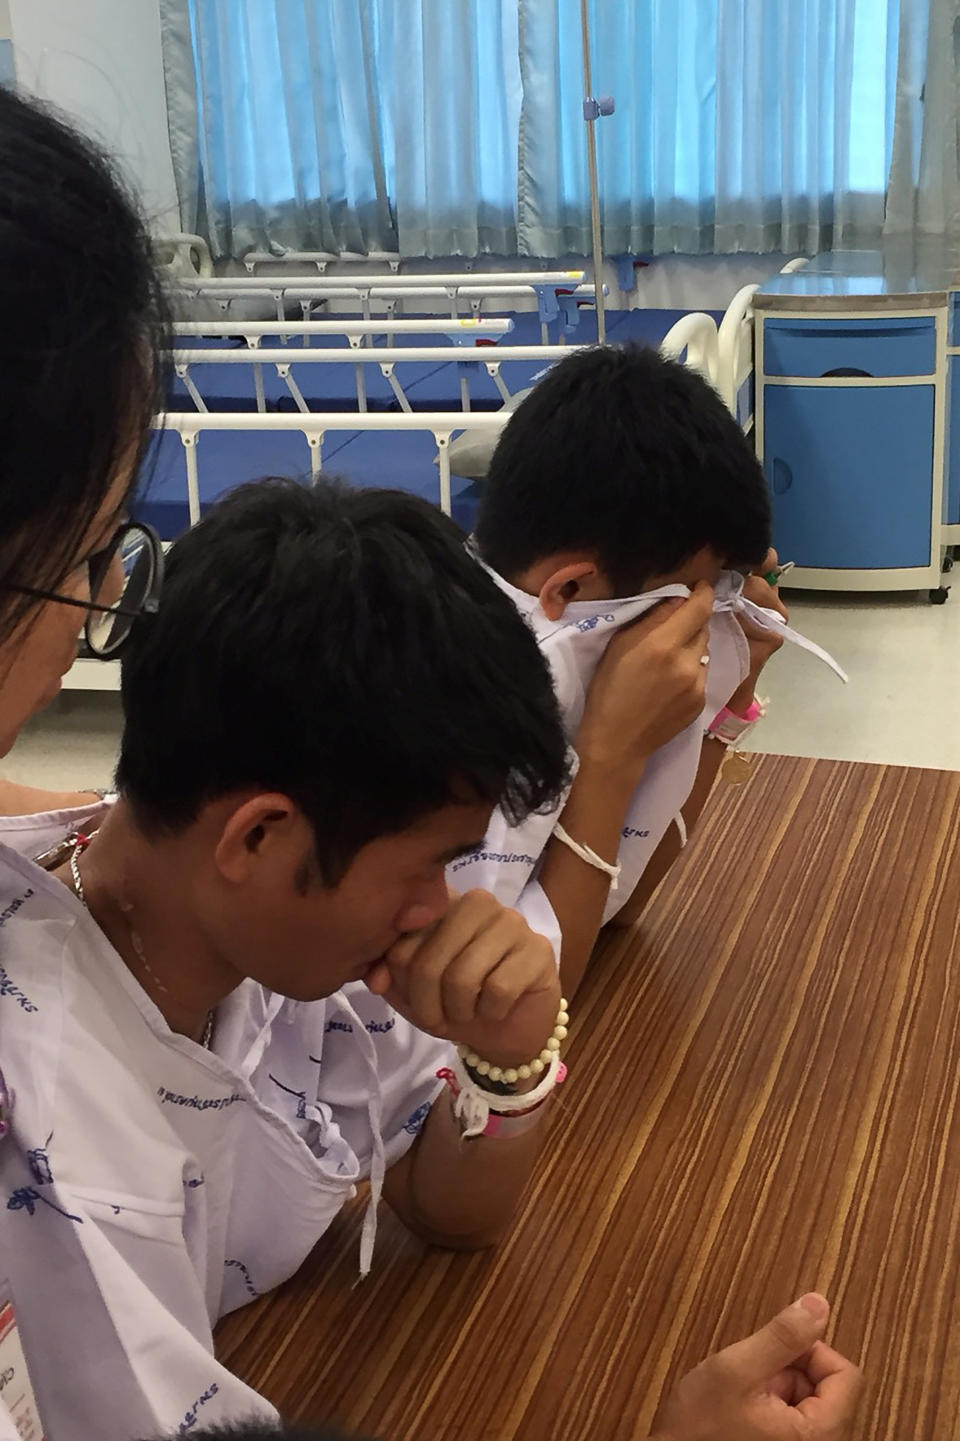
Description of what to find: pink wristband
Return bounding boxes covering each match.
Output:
[708,698,766,746]
[719,699,764,724]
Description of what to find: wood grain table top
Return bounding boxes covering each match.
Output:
[217,754,960,1441]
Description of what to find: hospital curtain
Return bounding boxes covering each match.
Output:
[161,0,943,260]
[517,0,902,256]
[158,0,521,259]
[885,0,960,241]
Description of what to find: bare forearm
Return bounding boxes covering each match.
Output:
[606,824,682,929]
[538,759,637,997]
[0,779,103,816]
[384,1088,549,1249]
[609,736,725,929]
[681,734,725,828]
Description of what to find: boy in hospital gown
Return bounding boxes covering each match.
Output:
[0,479,573,1441]
[456,344,844,995]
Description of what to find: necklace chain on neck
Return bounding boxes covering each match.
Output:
[67,833,215,1051]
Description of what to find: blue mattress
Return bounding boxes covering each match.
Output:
[325,429,482,532]
[133,428,348,540]
[606,307,725,345]
[132,426,480,540]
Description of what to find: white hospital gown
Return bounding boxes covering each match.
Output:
[0,807,451,1441]
[450,570,844,924]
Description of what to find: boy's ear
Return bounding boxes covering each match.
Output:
[539,560,602,621]
[213,793,309,888]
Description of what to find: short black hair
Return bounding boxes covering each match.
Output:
[474,344,771,593]
[117,478,569,883]
[0,87,168,643]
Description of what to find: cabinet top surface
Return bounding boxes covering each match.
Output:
[755,243,960,311]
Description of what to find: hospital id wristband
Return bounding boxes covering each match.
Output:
[708,697,766,746]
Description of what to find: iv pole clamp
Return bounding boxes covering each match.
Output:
[580,0,613,344]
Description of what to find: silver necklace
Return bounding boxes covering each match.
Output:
[68,835,215,1051]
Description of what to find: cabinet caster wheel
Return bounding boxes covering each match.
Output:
[944,554,955,573]
[930,586,950,604]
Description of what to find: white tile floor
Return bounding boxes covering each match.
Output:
[3,586,960,795]
[744,586,960,771]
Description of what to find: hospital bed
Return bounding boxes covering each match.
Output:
[154,233,214,279]
[716,258,811,428]
[168,342,581,416]
[169,318,518,414]
[149,410,506,528]
[155,235,402,281]
[168,308,719,418]
[173,318,514,346]
[659,311,720,386]
[172,272,599,342]
[65,310,721,691]
[64,407,508,693]
[243,248,402,274]
[177,269,587,295]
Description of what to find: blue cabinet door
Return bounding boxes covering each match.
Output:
[946,356,960,526]
[764,384,934,570]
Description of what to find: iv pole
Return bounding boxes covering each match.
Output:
[580,0,609,343]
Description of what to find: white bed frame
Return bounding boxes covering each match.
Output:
[716,259,811,428]
[172,318,514,347]
[243,249,402,274]
[659,312,720,387]
[177,269,586,293]
[159,409,507,524]
[169,341,581,415]
[153,233,214,279]
[173,274,599,338]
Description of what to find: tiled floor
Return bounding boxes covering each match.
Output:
[744,586,960,771]
[3,585,960,798]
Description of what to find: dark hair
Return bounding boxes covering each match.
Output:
[117,478,569,883]
[474,344,771,593]
[0,86,168,643]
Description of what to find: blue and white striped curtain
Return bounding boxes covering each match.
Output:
[162,0,953,260]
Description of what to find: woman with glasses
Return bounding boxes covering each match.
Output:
[0,85,165,791]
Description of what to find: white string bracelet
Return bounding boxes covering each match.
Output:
[553,823,621,891]
[439,998,571,1140]
[445,1048,563,1140]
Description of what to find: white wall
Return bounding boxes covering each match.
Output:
[9,0,180,232]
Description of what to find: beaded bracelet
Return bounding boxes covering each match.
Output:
[458,998,570,1088]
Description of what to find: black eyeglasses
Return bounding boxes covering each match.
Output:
[3,520,164,659]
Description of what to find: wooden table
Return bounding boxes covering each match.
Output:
[217,755,960,1441]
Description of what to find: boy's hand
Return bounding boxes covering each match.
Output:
[728,549,788,714]
[650,1294,863,1441]
[365,889,560,1073]
[578,582,715,781]
[743,548,790,626]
